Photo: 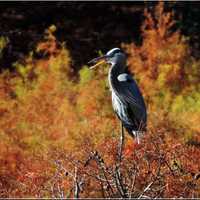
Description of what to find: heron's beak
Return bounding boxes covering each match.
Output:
[88,55,108,69]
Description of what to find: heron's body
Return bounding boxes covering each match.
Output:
[88,48,147,143]
[108,59,147,139]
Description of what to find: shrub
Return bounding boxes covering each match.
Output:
[124,2,200,133]
[0,3,200,198]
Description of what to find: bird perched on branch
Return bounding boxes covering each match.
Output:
[88,48,147,144]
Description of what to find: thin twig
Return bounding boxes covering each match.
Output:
[129,172,137,198]
[138,181,154,199]
[74,166,80,199]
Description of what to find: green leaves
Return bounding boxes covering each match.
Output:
[0,37,9,59]
[79,66,93,86]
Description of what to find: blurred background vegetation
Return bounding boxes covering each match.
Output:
[0,2,199,198]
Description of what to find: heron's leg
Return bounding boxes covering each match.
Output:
[118,122,125,163]
[116,123,128,198]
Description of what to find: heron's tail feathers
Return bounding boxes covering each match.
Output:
[132,131,143,144]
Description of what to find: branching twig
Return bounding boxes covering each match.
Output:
[85,151,115,197]
[113,165,128,198]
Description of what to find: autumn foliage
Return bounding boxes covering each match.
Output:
[0,2,199,198]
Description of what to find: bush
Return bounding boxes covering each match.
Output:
[124,2,200,133]
[0,3,200,198]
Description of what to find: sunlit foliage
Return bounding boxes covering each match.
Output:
[0,2,199,198]
[124,1,200,133]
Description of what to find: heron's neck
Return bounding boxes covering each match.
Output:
[110,62,125,77]
[108,63,122,91]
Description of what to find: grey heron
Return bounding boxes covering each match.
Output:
[88,48,147,146]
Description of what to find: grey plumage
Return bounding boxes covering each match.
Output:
[88,48,147,143]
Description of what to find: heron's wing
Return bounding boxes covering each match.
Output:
[117,73,132,82]
[117,73,144,107]
[117,73,146,122]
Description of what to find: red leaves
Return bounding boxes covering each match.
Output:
[0,4,199,198]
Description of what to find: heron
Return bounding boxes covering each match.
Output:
[88,48,147,158]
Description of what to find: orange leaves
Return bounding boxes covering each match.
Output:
[123,137,141,158]
[77,80,103,117]
[143,2,175,40]
[0,26,76,197]
[36,25,59,57]
[0,5,199,197]
[124,2,200,140]
[125,2,190,99]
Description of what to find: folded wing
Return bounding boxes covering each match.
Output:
[116,73,147,128]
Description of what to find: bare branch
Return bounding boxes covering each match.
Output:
[74,166,82,199]
[113,165,128,198]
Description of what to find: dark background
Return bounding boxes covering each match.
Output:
[0,2,199,71]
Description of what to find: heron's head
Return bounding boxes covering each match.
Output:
[88,48,126,69]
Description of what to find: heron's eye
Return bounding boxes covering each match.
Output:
[113,50,121,54]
